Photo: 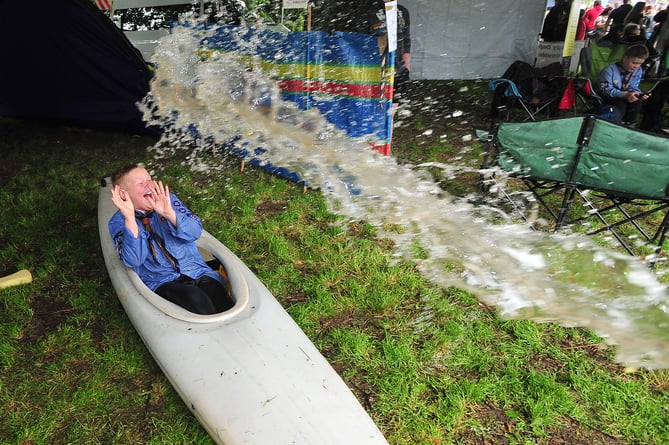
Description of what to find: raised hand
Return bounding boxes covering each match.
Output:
[149,180,177,226]
[111,184,135,218]
[111,184,139,237]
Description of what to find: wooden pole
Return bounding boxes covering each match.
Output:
[305,5,312,109]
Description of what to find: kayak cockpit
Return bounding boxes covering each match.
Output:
[126,234,251,324]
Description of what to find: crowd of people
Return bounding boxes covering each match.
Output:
[541,1,669,133]
[542,1,669,56]
[543,1,664,41]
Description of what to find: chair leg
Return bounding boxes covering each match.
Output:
[649,210,669,269]
[579,203,636,256]
[554,186,577,232]
[518,101,537,121]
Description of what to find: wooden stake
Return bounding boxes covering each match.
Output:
[307,5,312,31]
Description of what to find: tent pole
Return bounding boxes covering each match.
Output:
[560,0,581,75]
[305,5,312,110]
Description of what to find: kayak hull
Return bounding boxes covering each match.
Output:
[97,179,388,444]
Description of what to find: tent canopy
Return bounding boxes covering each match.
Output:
[0,0,551,134]
[0,0,154,133]
[403,0,548,80]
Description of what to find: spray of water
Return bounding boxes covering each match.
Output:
[141,25,669,369]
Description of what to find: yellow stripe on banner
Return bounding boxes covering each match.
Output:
[271,62,382,83]
[200,49,383,84]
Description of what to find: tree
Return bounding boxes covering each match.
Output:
[310,0,368,33]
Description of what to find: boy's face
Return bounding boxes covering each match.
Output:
[119,167,155,211]
[621,56,645,73]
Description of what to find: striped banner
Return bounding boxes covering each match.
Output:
[94,0,112,10]
[201,25,393,154]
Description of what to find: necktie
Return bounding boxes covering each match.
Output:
[620,69,632,91]
[135,211,180,271]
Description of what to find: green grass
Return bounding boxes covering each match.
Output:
[2,80,669,445]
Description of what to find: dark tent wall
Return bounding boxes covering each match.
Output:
[0,0,154,133]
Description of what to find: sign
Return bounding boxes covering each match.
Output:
[282,0,307,9]
[385,1,397,53]
[536,41,585,73]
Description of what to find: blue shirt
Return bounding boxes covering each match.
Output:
[597,62,643,99]
[108,193,222,291]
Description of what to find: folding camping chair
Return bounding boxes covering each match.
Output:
[478,115,669,267]
[489,61,567,122]
[558,76,603,115]
[578,42,628,86]
[574,42,633,116]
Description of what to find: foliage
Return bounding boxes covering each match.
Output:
[114,0,309,31]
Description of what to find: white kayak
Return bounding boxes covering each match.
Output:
[97,178,389,444]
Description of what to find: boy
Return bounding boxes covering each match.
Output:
[597,44,651,124]
[108,164,233,314]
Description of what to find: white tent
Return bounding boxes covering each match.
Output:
[111,0,551,80]
[402,0,549,79]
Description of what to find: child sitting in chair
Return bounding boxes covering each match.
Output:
[597,44,651,124]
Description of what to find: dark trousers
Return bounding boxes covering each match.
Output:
[599,98,642,124]
[156,275,234,315]
[640,80,669,133]
[393,68,410,102]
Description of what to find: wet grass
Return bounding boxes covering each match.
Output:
[1,80,669,444]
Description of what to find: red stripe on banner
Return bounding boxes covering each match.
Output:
[367,141,390,156]
[96,0,112,10]
[277,79,391,99]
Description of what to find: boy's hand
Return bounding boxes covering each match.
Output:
[111,184,135,217]
[111,184,139,237]
[624,91,640,102]
[149,180,177,226]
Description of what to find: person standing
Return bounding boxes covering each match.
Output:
[541,0,571,41]
[606,0,633,30]
[593,6,613,39]
[643,4,655,39]
[649,5,668,45]
[367,0,411,100]
[577,8,588,41]
[583,0,605,33]
[624,2,647,37]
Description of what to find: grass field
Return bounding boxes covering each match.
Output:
[2,79,669,444]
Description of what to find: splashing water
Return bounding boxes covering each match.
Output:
[142,25,669,369]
